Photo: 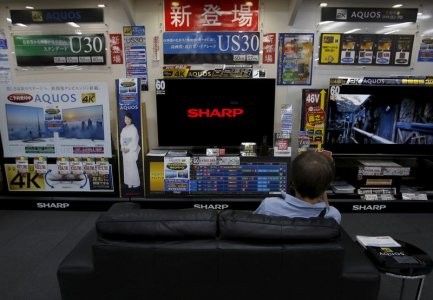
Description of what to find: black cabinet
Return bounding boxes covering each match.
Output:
[328,155,433,213]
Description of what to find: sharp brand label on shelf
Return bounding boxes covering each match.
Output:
[36,202,70,209]
[352,204,387,211]
[193,204,229,210]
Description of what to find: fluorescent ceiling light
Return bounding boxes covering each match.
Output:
[384,22,412,28]
[384,29,400,34]
[67,22,80,28]
[345,28,361,34]
[318,21,334,25]
[98,4,106,8]
[25,6,34,9]
[320,3,328,7]
[392,4,403,8]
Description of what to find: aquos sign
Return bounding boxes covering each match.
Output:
[321,7,418,23]
[10,8,104,24]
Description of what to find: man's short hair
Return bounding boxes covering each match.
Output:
[291,151,335,199]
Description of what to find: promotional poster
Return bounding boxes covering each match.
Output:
[116,78,144,197]
[13,34,106,66]
[277,33,314,85]
[0,82,112,158]
[4,161,114,192]
[163,31,260,64]
[123,26,149,91]
[319,33,414,66]
[301,89,327,149]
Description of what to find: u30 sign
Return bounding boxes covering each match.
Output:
[163,32,260,64]
[13,34,106,66]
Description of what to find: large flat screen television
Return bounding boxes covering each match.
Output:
[155,78,276,151]
[325,77,433,156]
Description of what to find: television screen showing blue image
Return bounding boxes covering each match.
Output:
[5,104,46,141]
[325,79,433,156]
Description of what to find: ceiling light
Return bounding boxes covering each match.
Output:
[318,21,334,25]
[67,22,80,28]
[98,4,106,8]
[384,22,413,28]
[320,3,328,7]
[25,6,34,9]
[392,4,403,8]
[345,28,361,34]
[384,29,400,34]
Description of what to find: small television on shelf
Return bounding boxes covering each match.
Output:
[155,78,276,152]
[324,77,433,156]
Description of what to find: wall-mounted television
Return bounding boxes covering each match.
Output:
[155,78,276,151]
[325,77,433,156]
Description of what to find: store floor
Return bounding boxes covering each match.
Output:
[0,209,432,300]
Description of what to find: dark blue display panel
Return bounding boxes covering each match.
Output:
[145,156,290,198]
[189,162,287,194]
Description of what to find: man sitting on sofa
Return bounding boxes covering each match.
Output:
[254,150,341,223]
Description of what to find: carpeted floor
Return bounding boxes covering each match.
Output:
[0,209,432,300]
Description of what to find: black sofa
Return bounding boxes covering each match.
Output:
[57,202,380,300]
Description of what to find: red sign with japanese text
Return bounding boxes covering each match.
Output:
[262,33,276,64]
[164,0,259,32]
[301,89,328,149]
[109,33,124,64]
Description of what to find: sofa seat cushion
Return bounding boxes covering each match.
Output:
[219,210,340,242]
[96,208,218,240]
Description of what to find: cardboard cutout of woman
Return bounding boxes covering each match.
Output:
[120,112,141,188]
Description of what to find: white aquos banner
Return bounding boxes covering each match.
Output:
[0,82,112,158]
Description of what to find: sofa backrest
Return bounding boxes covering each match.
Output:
[96,204,341,242]
[96,207,218,241]
[219,209,341,242]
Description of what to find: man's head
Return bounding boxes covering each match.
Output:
[291,151,335,199]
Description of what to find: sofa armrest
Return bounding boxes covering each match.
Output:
[340,229,381,300]
[57,228,98,300]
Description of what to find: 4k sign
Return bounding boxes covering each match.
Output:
[81,93,96,103]
[6,164,45,191]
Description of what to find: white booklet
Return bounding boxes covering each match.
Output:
[356,235,401,248]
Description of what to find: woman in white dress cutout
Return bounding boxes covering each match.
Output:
[120,112,141,188]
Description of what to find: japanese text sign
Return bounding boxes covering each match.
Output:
[164,0,259,31]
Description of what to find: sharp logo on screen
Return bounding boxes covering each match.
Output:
[352,204,386,211]
[36,202,70,209]
[194,204,229,210]
[187,108,244,118]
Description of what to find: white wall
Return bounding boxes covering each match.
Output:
[1,0,432,151]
